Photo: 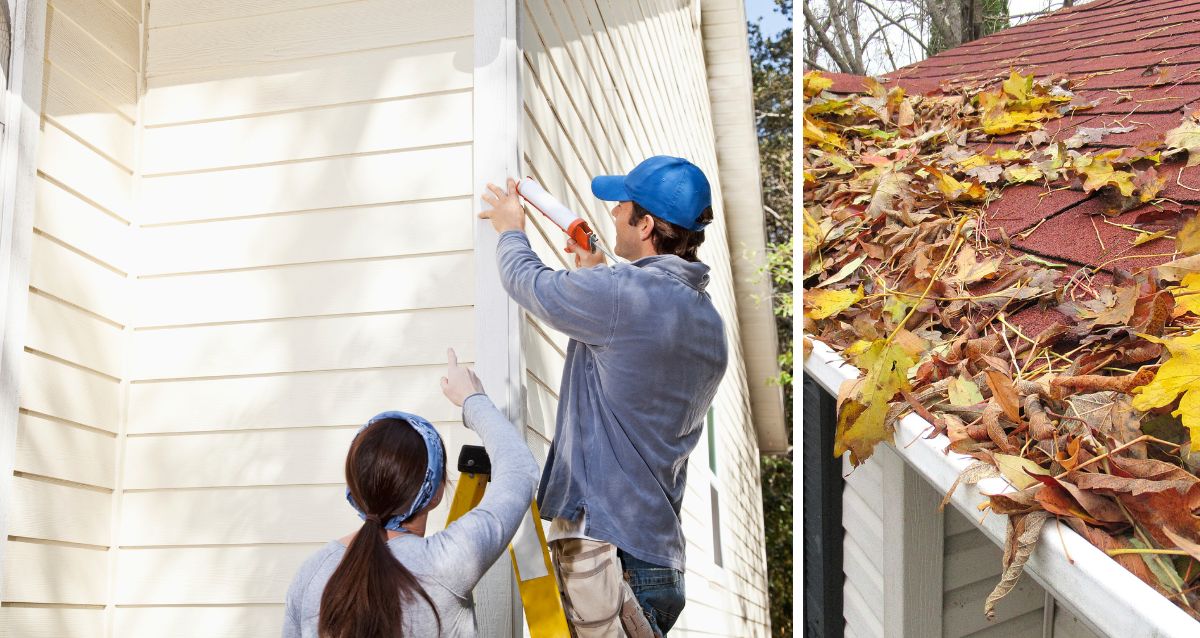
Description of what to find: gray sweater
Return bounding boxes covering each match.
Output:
[282,394,538,637]
[496,230,727,572]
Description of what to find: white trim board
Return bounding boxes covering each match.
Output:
[0,0,50,601]
[803,337,1200,638]
[472,0,524,636]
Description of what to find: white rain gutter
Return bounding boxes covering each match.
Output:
[804,338,1200,638]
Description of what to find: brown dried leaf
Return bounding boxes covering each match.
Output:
[985,370,1022,423]
[985,511,1051,619]
[1050,368,1158,397]
[941,460,1001,510]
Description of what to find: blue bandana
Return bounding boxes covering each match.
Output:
[345,410,446,533]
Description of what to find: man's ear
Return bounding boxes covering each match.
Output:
[637,213,654,242]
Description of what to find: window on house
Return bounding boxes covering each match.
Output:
[705,406,724,568]
[711,484,724,568]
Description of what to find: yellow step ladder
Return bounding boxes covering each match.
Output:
[446,444,571,638]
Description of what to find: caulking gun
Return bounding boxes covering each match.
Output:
[516,177,618,263]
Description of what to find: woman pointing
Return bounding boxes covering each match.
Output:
[283,349,539,637]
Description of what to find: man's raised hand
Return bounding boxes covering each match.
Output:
[564,237,606,269]
[479,178,525,234]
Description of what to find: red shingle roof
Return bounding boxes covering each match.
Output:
[877,0,1200,328]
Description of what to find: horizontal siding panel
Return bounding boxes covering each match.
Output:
[945,506,978,536]
[120,485,359,546]
[150,0,339,28]
[34,177,130,275]
[113,607,284,638]
[842,535,883,608]
[46,7,136,118]
[51,0,140,69]
[133,251,473,327]
[966,608,1043,637]
[130,306,474,379]
[1054,607,1103,638]
[127,365,461,434]
[30,234,127,325]
[139,144,471,223]
[142,91,472,174]
[143,37,472,125]
[135,198,473,275]
[43,63,134,167]
[21,352,121,433]
[0,608,105,638]
[9,477,111,546]
[841,486,883,567]
[525,372,558,441]
[944,529,1002,592]
[2,541,108,604]
[523,321,564,389]
[525,0,635,170]
[15,412,116,488]
[843,579,884,638]
[123,422,474,489]
[147,0,472,76]
[25,293,124,378]
[115,545,319,605]
[37,120,132,221]
[943,575,1044,638]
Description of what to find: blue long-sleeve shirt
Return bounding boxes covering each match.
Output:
[496,230,727,571]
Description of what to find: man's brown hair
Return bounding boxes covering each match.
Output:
[629,202,712,262]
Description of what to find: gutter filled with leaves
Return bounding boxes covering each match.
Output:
[803,70,1200,620]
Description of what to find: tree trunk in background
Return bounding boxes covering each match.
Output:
[929,0,1010,54]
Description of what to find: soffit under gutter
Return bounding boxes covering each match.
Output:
[699,0,787,454]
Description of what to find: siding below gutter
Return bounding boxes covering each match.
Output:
[699,0,786,453]
[804,338,1200,638]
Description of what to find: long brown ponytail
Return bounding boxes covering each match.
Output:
[318,419,445,637]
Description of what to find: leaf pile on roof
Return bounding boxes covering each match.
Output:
[803,69,1200,619]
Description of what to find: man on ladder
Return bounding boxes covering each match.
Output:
[479,157,729,637]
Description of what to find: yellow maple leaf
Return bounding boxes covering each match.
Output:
[929,167,985,201]
[1174,273,1200,316]
[834,338,920,465]
[1165,116,1200,167]
[1179,213,1200,255]
[957,154,989,170]
[1002,71,1033,101]
[981,110,1048,136]
[805,285,863,319]
[803,114,845,150]
[1075,152,1136,196]
[1131,332,1200,450]
[1004,165,1043,183]
[991,149,1027,162]
[803,71,834,99]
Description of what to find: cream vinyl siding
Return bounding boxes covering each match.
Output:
[108,1,475,635]
[841,447,1103,638]
[0,0,138,636]
[519,0,770,635]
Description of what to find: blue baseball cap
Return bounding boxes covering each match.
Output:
[590,156,713,231]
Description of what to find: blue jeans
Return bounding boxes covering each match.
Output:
[618,549,686,637]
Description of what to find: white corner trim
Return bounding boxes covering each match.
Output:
[0,0,48,602]
[803,338,1200,638]
[473,0,524,637]
[474,0,524,426]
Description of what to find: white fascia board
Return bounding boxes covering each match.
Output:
[804,337,1200,638]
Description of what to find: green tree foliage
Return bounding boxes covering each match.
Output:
[749,2,793,637]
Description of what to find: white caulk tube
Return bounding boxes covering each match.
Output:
[516,177,616,262]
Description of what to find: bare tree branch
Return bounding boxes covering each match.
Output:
[855,0,933,55]
[802,1,860,73]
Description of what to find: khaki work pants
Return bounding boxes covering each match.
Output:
[549,538,657,638]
